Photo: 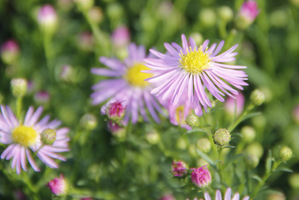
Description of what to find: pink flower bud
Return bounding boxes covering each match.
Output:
[107,120,122,133]
[77,32,94,51]
[34,90,50,104]
[172,161,188,177]
[191,166,211,187]
[236,1,259,29]
[37,5,58,33]
[47,175,67,196]
[106,100,126,121]
[1,39,20,64]
[224,93,244,116]
[111,26,130,48]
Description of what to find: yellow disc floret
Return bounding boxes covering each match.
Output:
[12,125,38,147]
[180,47,211,74]
[124,63,152,87]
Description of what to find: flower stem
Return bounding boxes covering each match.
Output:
[228,103,254,132]
[16,96,23,121]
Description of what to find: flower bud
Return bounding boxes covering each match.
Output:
[189,33,203,46]
[241,126,256,143]
[11,78,27,97]
[47,174,67,196]
[246,142,264,158]
[236,0,259,30]
[74,0,94,11]
[146,130,160,145]
[267,193,286,200]
[1,39,19,64]
[186,113,200,127]
[107,120,126,139]
[250,89,265,106]
[107,3,123,20]
[37,5,58,34]
[77,32,94,52]
[159,194,175,200]
[106,100,126,121]
[196,158,208,167]
[245,153,259,168]
[289,173,299,189]
[293,105,299,124]
[214,128,231,146]
[280,146,292,162]
[80,113,97,130]
[111,26,130,48]
[199,8,217,27]
[191,166,211,187]
[197,138,211,153]
[290,0,299,7]
[41,128,56,145]
[172,161,188,177]
[34,91,50,105]
[176,137,187,150]
[218,6,233,22]
[60,65,73,82]
[225,93,244,116]
[88,7,103,25]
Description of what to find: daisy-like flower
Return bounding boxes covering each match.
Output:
[91,43,163,124]
[204,188,249,200]
[144,34,248,113]
[0,105,69,174]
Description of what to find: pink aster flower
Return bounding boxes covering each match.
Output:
[204,188,249,200]
[224,92,244,116]
[239,1,259,24]
[144,34,248,113]
[0,105,69,174]
[47,174,67,196]
[172,160,188,177]
[190,165,211,187]
[91,43,163,124]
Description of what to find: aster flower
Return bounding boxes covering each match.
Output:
[47,174,67,196]
[91,43,163,124]
[204,188,249,200]
[144,34,248,113]
[0,105,69,174]
[191,165,211,187]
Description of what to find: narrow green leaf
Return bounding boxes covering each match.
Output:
[196,149,216,168]
[242,112,262,121]
[252,175,263,183]
[223,153,244,169]
[223,145,235,149]
[275,167,293,173]
[266,150,273,174]
[186,128,209,134]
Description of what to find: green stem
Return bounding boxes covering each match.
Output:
[43,33,54,82]
[16,96,23,121]
[228,103,254,132]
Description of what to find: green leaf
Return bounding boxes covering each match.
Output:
[196,149,216,168]
[223,145,235,149]
[186,128,209,134]
[223,153,244,169]
[266,150,273,174]
[242,112,262,121]
[275,167,293,173]
[252,175,263,183]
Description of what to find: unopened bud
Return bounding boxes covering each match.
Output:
[11,78,27,97]
[241,126,255,143]
[34,91,50,105]
[250,89,265,106]
[80,113,97,130]
[236,0,259,30]
[214,128,231,146]
[171,161,188,177]
[1,39,19,64]
[280,146,292,162]
[218,6,233,22]
[106,100,126,122]
[47,174,67,196]
[199,8,217,27]
[41,128,56,145]
[186,113,200,127]
[37,5,58,34]
[74,0,94,11]
[146,130,160,145]
[88,7,103,25]
[245,153,259,168]
[190,33,203,46]
[246,142,264,158]
[191,166,211,187]
[176,137,187,150]
[111,26,130,48]
[289,173,299,189]
[197,138,211,153]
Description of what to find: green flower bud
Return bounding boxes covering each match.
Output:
[245,153,259,168]
[246,142,264,158]
[199,8,217,27]
[146,130,160,145]
[218,6,233,22]
[74,0,94,11]
[214,128,231,146]
[289,173,299,189]
[176,137,187,150]
[186,113,200,127]
[190,33,203,46]
[250,89,265,106]
[280,146,292,162]
[88,7,104,25]
[241,126,256,143]
[188,145,197,157]
[197,138,211,153]
[41,128,56,145]
[80,113,97,130]
[11,78,27,97]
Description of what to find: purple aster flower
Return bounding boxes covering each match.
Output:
[144,34,248,113]
[204,188,249,200]
[0,105,69,174]
[91,43,163,124]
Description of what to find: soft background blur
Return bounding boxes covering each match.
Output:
[0,0,299,199]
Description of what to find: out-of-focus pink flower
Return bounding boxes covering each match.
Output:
[78,32,94,51]
[47,174,67,196]
[224,93,244,116]
[80,198,93,200]
[111,26,130,48]
[60,65,73,82]
[160,194,176,200]
[107,120,122,133]
[293,105,299,124]
[172,160,188,177]
[236,1,259,29]
[34,90,50,104]
[1,39,20,64]
[191,166,211,187]
[37,5,58,33]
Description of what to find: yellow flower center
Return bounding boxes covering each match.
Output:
[12,125,38,147]
[180,47,211,74]
[175,106,185,125]
[124,63,152,87]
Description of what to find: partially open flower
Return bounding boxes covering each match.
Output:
[191,166,211,187]
[105,100,126,122]
[236,0,259,30]
[172,160,188,177]
[47,174,67,196]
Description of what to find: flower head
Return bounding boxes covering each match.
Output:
[111,25,130,48]
[0,105,69,174]
[204,188,249,200]
[105,100,126,121]
[91,43,163,124]
[224,92,244,116]
[191,165,211,187]
[172,160,188,177]
[236,1,259,29]
[11,78,28,97]
[1,39,19,64]
[145,34,248,113]
[37,5,58,33]
[47,174,67,196]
